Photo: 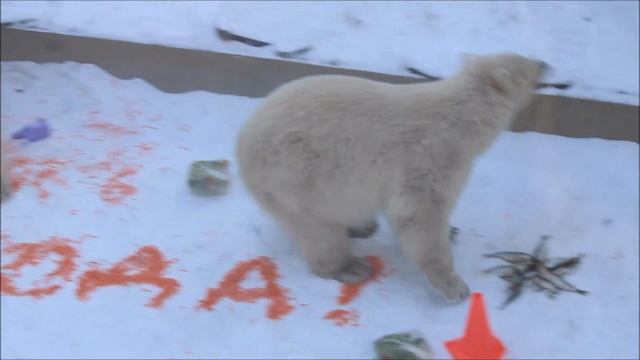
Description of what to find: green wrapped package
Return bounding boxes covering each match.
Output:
[374,331,432,360]
[188,160,230,196]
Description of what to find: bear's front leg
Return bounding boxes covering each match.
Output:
[387,193,470,303]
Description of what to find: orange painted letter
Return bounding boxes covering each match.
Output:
[1,237,78,298]
[76,246,180,308]
[197,256,294,320]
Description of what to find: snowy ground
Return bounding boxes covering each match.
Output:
[1,61,638,359]
[1,1,638,106]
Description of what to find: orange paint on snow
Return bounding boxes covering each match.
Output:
[337,255,385,305]
[76,148,137,199]
[76,246,180,308]
[100,166,138,205]
[10,156,67,201]
[197,256,294,320]
[32,167,65,200]
[1,237,78,298]
[323,256,384,326]
[79,159,113,173]
[324,309,360,326]
[41,159,67,166]
[136,143,155,154]
[86,122,140,136]
[9,156,33,190]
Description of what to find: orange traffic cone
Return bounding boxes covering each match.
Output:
[444,292,506,360]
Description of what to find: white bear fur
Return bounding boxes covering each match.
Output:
[236,53,545,302]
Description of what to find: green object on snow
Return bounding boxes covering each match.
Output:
[374,331,432,360]
[188,160,230,196]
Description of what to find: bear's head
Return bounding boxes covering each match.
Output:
[462,53,548,109]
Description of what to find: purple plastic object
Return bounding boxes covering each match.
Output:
[12,118,51,142]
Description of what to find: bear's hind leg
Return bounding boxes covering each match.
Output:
[276,208,373,283]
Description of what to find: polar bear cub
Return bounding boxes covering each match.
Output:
[236,53,546,303]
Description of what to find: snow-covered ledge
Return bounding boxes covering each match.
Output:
[2,27,638,143]
[1,1,638,106]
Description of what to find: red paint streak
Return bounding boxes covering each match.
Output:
[76,149,141,205]
[77,160,111,174]
[10,156,67,201]
[1,237,78,298]
[86,122,140,136]
[41,159,66,166]
[197,256,294,320]
[10,156,34,190]
[32,168,65,200]
[323,256,385,326]
[338,255,385,305]
[100,166,138,205]
[136,143,155,154]
[76,246,180,308]
[324,309,360,327]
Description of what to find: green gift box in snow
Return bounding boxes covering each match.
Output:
[374,331,432,360]
[188,160,230,196]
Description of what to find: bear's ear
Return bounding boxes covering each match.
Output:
[487,67,511,95]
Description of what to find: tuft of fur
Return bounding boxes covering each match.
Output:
[236,53,546,302]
